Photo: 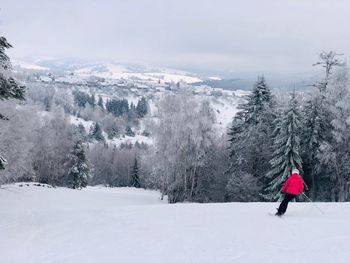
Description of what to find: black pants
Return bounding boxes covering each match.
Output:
[277,193,297,215]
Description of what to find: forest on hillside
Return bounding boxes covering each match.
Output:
[1,33,350,203]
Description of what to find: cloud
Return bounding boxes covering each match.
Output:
[1,0,350,73]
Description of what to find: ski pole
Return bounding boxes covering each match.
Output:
[302,192,325,214]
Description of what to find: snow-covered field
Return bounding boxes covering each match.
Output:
[1,183,349,263]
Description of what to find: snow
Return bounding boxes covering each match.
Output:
[109,134,153,146]
[69,115,94,132]
[73,63,202,84]
[1,183,350,263]
[144,72,202,84]
[12,60,49,71]
[208,76,222,80]
[55,75,87,85]
[39,76,52,82]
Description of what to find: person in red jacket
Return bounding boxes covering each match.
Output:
[276,168,304,216]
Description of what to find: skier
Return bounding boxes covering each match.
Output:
[275,168,304,216]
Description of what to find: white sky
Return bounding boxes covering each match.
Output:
[1,0,350,73]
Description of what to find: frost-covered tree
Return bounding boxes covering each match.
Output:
[97,95,104,111]
[89,122,104,141]
[0,37,25,101]
[125,125,135,137]
[77,123,87,140]
[150,93,216,203]
[227,76,275,199]
[0,101,40,183]
[73,91,95,108]
[0,156,7,170]
[225,171,260,202]
[313,51,345,93]
[106,98,129,117]
[300,96,325,198]
[88,143,139,187]
[318,66,350,201]
[66,140,90,189]
[301,51,344,199]
[265,92,303,200]
[0,36,25,170]
[131,157,141,188]
[136,97,148,118]
[32,110,77,186]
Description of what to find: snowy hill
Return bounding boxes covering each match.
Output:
[13,58,249,147]
[1,183,349,263]
[13,59,203,84]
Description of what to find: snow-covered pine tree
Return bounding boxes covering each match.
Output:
[300,96,324,199]
[131,157,141,188]
[0,37,25,101]
[227,76,275,199]
[89,122,104,141]
[265,91,303,200]
[67,140,90,189]
[77,123,87,140]
[228,75,274,159]
[97,96,104,111]
[0,36,26,170]
[0,155,7,170]
[125,125,135,137]
[136,97,148,118]
[91,94,96,108]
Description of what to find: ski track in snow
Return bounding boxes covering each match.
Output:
[1,183,350,263]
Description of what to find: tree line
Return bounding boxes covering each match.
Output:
[73,90,148,119]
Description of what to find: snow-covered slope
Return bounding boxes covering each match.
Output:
[1,183,349,263]
[75,63,202,83]
[12,59,49,71]
[15,59,203,84]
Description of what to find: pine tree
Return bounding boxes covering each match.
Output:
[89,122,104,141]
[67,140,90,189]
[91,94,96,108]
[241,75,273,126]
[0,36,26,170]
[131,157,141,188]
[228,76,274,155]
[77,123,87,140]
[125,125,135,137]
[0,37,25,101]
[105,98,130,117]
[136,97,148,118]
[266,92,303,200]
[97,96,104,111]
[0,156,7,170]
[300,97,324,198]
[227,76,275,198]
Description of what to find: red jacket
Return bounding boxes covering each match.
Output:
[281,173,304,196]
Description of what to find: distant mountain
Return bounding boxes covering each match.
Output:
[13,58,318,91]
[13,58,203,84]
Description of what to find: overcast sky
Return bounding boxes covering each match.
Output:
[1,0,350,74]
